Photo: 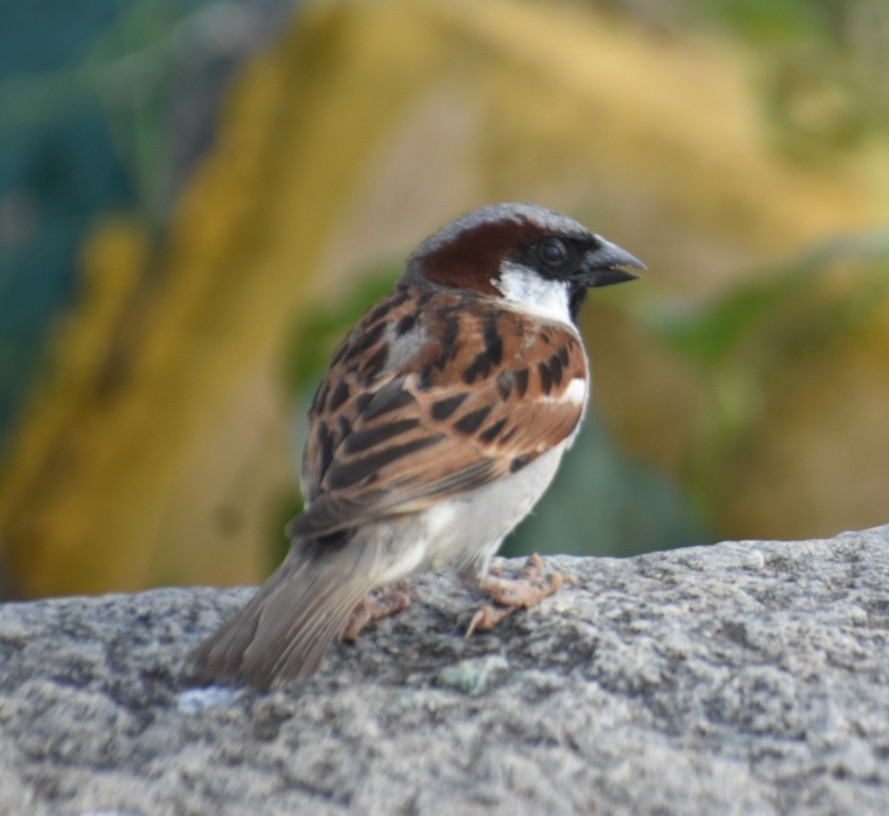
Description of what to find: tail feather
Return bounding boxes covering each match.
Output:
[188,538,374,689]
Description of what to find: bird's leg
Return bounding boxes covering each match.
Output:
[466,554,568,637]
[339,580,412,642]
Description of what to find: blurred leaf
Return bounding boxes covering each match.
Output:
[0,0,455,595]
[283,264,399,395]
[692,0,833,41]
[647,231,889,368]
[647,231,889,523]
[506,414,709,558]
[0,0,272,452]
[650,274,802,367]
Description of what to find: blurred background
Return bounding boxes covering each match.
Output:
[1,0,888,599]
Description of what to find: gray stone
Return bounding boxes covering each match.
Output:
[1,526,888,815]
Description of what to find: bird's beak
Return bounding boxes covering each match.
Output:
[576,236,646,288]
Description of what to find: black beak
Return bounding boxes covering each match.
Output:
[576,236,646,288]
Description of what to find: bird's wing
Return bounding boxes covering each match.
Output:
[288,286,588,539]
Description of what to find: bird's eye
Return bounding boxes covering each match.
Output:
[539,239,567,266]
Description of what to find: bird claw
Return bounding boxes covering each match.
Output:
[466,602,514,637]
[465,554,567,637]
[339,580,412,642]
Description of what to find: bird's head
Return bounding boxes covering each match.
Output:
[403,202,644,324]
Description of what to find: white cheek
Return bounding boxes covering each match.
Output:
[493,262,573,325]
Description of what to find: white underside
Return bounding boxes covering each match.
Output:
[370,441,571,587]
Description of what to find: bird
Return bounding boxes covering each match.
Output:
[189,202,643,689]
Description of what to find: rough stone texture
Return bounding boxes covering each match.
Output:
[1,527,888,816]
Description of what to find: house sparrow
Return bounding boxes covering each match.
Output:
[189,202,643,689]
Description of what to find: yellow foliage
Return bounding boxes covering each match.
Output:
[0,0,885,595]
[0,1,457,595]
[716,311,889,539]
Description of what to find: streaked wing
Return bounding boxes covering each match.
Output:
[288,286,588,539]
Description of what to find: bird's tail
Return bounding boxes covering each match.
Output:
[188,534,375,689]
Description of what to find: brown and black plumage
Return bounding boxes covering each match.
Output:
[189,202,642,689]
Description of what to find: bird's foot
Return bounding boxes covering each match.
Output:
[465,554,568,637]
[339,580,412,642]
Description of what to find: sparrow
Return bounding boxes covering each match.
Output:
[189,202,643,689]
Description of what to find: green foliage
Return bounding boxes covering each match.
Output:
[650,232,889,369]
[691,0,889,151]
[507,415,708,558]
[644,231,889,514]
[692,0,834,41]
[284,264,402,396]
[0,0,255,451]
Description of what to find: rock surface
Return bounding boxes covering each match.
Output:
[1,527,888,815]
